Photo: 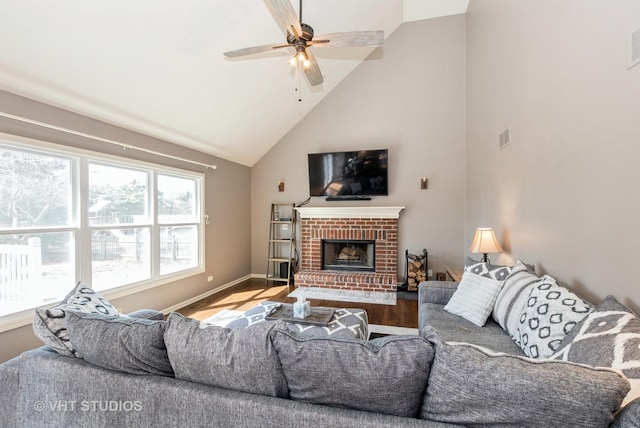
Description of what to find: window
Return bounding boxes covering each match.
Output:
[0,139,204,320]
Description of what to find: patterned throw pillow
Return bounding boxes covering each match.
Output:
[32,281,120,357]
[552,295,640,409]
[514,275,592,358]
[492,260,540,336]
[464,257,513,281]
[444,271,504,327]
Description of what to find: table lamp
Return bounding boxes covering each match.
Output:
[469,227,503,263]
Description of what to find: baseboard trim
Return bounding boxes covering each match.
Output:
[162,274,252,314]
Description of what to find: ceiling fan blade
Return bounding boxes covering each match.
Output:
[224,43,290,58]
[303,49,323,86]
[310,31,384,48]
[264,0,302,39]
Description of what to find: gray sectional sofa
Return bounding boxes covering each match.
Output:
[418,258,640,427]
[1,264,639,427]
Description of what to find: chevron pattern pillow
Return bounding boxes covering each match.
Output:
[552,295,640,409]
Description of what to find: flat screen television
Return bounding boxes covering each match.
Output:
[308,149,388,198]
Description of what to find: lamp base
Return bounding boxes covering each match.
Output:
[481,253,489,263]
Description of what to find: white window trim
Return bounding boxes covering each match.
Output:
[0,132,205,332]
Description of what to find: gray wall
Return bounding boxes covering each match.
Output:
[0,90,252,362]
[251,16,467,280]
[465,0,640,309]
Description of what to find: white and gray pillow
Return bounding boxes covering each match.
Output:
[66,310,173,376]
[32,281,120,357]
[421,328,629,427]
[444,271,504,327]
[272,329,434,418]
[464,257,513,281]
[164,313,288,398]
[514,275,592,359]
[492,260,540,336]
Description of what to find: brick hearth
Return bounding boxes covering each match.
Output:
[294,207,404,293]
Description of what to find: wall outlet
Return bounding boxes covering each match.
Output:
[427,269,433,278]
[282,224,288,231]
[207,276,213,282]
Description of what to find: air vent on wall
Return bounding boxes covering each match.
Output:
[499,128,511,149]
[629,27,640,70]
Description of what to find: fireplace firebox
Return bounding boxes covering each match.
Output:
[321,239,375,272]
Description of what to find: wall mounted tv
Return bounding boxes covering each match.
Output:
[308,149,388,200]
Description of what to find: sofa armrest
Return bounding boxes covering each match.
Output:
[418,281,459,306]
[126,309,164,320]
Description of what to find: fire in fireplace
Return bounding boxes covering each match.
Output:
[321,239,375,272]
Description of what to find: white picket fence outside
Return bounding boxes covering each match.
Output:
[0,237,42,302]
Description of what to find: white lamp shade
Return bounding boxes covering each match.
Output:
[469,228,503,255]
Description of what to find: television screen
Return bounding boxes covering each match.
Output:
[308,149,388,198]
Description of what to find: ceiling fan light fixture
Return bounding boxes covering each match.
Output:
[225,0,384,87]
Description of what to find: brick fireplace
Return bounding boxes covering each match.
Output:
[294,207,404,293]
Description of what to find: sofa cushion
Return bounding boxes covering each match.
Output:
[492,260,540,336]
[272,330,434,418]
[444,271,504,327]
[552,295,640,408]
[420,302,525,355]
[514,275,592,358]
[421,327,630,427]
[32,281,120,357]
[65,310,173,376]
[164,312,288,398]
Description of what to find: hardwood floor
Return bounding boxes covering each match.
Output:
[175,278,419,328]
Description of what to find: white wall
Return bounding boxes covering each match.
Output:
[0,90,252,362]
[465,0,640,309]
[251,16,467,280]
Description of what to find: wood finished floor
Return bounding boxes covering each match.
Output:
[175,278,418,328]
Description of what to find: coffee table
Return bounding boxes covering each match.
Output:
[221,301,369,340]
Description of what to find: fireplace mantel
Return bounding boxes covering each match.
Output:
[295,206,405,219]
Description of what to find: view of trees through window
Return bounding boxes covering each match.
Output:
[0,143,203,318]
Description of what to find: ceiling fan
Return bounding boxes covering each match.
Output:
[223,0,384,86]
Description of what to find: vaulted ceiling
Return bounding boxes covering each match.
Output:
[0,0,468,166]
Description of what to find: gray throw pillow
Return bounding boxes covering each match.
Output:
[272,330,434,418]
[552,295,640,409]
[164,313,288,398]
[421,327,630,427]
[514,275,592,358]
[32,281,120,357]
[66,310,173,376]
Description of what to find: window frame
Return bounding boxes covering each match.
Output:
[0,133,205,332]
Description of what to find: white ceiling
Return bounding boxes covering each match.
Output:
[0,0,468,166]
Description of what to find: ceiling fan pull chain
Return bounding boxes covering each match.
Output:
[296,62,303,103]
